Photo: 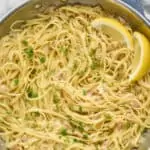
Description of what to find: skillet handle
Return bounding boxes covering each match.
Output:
[123,0,150,22]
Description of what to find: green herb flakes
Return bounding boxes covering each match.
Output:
[59,47,68,56]
[90,60,100,70]
[73,138,78,143]
[7,111,11,115]
[73,63,77,71]
[78,122,84,132]
[82,89,87,96]
[14,79,19,86]
[34,112,40,117]
[60,128,67,136]
[90,49,96,57]
[22,40,28,46]
[53,94,60,104]
[24,47,34,59]
[27,89,38,98]
[105,114,112,121]
[40,57,46,63]
[79,106,83,112]
[83,133,88,139]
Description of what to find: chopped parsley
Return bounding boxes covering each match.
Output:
[90,49,96,57]
[69,120,85,133]
[90,60,100,70]
[27,89,38,98]
[40,57,46,63]
[14,79,19,86]
[73,138,78,143]
[32,112,40,117]
[24,47,34,59]
[59,47,68,56]
[7,111,11,115]
[125,122,131,129]
[91,63,97,70]
[83,133,88,139]
[53,94,60,104]
[82,89,87,96]
[105,114,112,121]
[72,60,78,72]
[79,106,83,112]
[21,40,28,46]
[60,128,67,136]
[78,122,84,132]
[34,112,40,117]
[64,137,70,143]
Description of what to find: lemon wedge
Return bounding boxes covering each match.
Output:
[129,32,150,82]
[91,17,133,49]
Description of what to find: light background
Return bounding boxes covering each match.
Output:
[0,0,27,17]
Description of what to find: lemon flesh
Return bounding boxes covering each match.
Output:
[91,17,133,49]
[130,32,150,82]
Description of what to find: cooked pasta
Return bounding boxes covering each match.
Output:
[0,5,150,150]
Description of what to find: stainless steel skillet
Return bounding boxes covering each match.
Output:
[0,0,150,38]
[0,0,150,150]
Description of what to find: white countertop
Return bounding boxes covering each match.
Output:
[0,0,27,18]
